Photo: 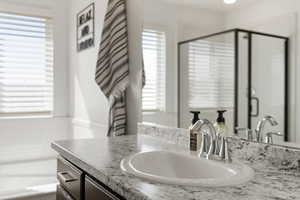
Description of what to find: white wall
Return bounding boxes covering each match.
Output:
[177,6,226,41]
[69,0,143,138]
[126,0,144,135]
[142,1,225,127]
[0,0,70,163]
[225,0,297,29]
[69,0,109,139]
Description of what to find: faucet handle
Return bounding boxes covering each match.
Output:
[265,132,283,144]
[235,127,254,141]
[218,136,232,163]
[199,132,209,158]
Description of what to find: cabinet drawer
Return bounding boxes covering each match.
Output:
[57,185,75,200]
[85,176,121,200]
[57,157,82,200]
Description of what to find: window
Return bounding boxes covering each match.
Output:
[0,12,53,116]
[188,40,234,109]
[142,29,166,111]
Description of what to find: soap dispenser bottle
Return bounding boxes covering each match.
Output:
[190,111,201,151]
[214,110,229,137]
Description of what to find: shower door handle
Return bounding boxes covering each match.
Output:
[251,96,260,117]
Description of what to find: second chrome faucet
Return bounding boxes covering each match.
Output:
[236,115,282,144]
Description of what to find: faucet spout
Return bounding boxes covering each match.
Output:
[190,119,217,159]
[255,115,278,142]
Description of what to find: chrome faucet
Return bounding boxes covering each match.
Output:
[192,119,216,159]
[255,115,278,142]
[190,119,231,162]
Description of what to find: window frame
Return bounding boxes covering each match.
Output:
[142,26,167,112]
[0,10,54,118]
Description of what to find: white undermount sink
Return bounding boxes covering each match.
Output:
[121,151,254,187]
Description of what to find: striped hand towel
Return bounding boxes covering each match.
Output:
[95,0,129,136]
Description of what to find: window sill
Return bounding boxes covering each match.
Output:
[143,112,157,115]
[0,114,54,120]
[143,110,163,115]
[189,107,234,111]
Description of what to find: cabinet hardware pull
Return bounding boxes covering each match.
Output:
[58,172,78,183]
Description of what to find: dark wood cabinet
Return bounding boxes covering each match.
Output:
[57,157,83,200]
[85,176,121,200]
[57,185,75,200]
[56,157,124,200]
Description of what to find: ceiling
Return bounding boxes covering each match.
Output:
[161,0,261,12]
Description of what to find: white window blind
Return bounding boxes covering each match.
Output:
[142,29,166,111]
[0,12,53,116]
[188,40,234,109]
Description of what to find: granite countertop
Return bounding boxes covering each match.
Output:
[52,134,300,200]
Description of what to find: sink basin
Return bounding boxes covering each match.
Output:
[121,151,254,187]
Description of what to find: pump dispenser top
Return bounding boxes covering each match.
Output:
[216,110,226,123]
[214,110,230,137]
[190,111,200,125]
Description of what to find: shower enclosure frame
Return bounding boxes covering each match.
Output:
[178,28,289,141]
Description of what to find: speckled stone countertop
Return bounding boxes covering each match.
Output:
[52,125,300,200]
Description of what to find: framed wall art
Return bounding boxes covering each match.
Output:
[77,3,95,52]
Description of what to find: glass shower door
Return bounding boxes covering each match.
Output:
[250,34,286,143]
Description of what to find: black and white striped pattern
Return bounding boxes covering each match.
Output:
[95,0,129,136]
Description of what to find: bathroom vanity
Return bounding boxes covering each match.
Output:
[56,156,123,200]
[52,124,300,200]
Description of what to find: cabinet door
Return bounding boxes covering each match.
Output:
[57,185,75,200]
[85,176,121,200]
[57,157,83,200]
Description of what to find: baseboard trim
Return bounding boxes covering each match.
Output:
[71,118,107,130]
